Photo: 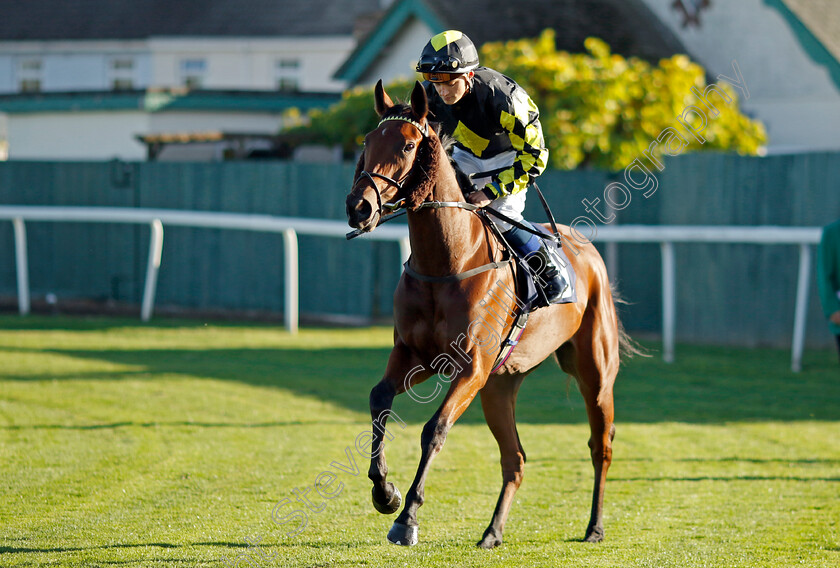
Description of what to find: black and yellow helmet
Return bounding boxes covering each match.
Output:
[416,30,479,82]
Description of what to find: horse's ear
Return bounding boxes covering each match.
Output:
[374,80,394,117]
[410,81,428,121]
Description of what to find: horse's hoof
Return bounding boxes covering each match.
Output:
[477,528,503,549]
[584,525,604,543]
[371,483,401,515]
[387,522,418,546]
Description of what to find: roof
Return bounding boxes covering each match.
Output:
[0,89,341,114]
[779,0,840,63]
[769,0,840,89]
[0,0,381,40]
[335,0,688,84]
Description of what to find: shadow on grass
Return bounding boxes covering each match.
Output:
[0,419,356,430]
[610,475,840,482]
[2,336,839,424]
[0,313,275,332]
[0,541,283,568]
[0,541,258,554]
[525,456,840,464]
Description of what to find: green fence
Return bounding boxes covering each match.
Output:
[1,152,838,347]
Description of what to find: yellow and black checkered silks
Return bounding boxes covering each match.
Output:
[424,68,549,197]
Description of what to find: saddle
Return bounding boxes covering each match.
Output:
[452,161,576,311]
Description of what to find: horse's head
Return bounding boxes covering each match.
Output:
[346,80,439,231]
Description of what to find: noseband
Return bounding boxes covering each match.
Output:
[354,115,430,217]
[356,170,408,214]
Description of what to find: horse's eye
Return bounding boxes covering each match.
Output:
[403,142,416,153]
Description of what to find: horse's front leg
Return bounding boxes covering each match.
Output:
[387,368,486,546]
[368,341,432,516]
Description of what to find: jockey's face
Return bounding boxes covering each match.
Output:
[432,72,473,105]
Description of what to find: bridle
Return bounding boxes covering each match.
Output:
[355,169,408,216]
[347,114,478,240]
[353,115,430,218]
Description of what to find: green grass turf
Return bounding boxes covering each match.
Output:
[0,315,838,567]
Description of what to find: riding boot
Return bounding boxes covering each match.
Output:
[502,222,569,304]
[525,242,568,304]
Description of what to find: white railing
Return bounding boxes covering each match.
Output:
[0,206,411,335]
[592,225,822,372]
[0,206,823,371]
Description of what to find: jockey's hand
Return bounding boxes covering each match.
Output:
[831,310,840,326]
[466,186,495,207]
[467,189,493,207]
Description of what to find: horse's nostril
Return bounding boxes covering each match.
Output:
[357,201,372,223]
[347,197,372,227]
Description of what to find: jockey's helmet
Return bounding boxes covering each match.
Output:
[416,30,479,82]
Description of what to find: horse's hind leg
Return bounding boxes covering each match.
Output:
[476,373,527,549]
[581,385,615,544]
[559,311,619,542]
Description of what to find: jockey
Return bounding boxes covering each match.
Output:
[416,30,568,303]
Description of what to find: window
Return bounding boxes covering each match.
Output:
[17,58,43,93]
[275,59,300,92]
[180,59,206,89]
[109,58,135,90]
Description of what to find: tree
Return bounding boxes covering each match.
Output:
[281,29,767,170]
[479,29,766,170]
[280,79,416,158]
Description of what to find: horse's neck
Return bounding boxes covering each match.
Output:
[406,167,486,277]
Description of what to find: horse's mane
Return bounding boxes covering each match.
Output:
[354,102,461,211]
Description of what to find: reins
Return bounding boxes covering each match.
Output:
[345,200,478,240]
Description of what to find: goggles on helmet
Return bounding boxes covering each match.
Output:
[421,71,465,83]
[416,56,472,82]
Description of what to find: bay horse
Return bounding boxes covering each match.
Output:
[345,80,632,548]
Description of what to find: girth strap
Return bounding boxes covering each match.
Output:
[403,257,511,283]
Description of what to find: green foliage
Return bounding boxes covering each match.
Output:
[281,78,417,157]
[284,30,767,170]
[480,30,767,170]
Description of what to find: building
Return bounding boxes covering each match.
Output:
[643,0,840,154]
[1,0,838,160]
[335,0,687,85]
[0,0,386,160]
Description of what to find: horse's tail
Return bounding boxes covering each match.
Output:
[610,283,649,360]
